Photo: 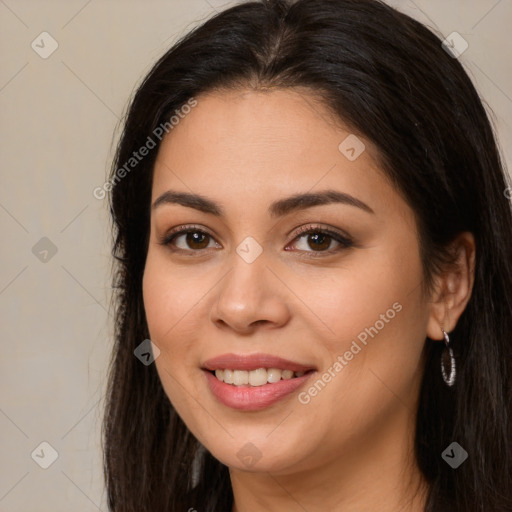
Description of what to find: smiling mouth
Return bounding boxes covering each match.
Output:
[209,368,315,387]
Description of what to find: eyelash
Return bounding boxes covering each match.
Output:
[159,223,354,258]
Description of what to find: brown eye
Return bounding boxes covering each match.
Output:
[161,224,353,257]
[304,232,333,251]
[182,231,210,250]
[162,228,218,252]
[289,227,353,255]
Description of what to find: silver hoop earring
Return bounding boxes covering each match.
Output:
[440,328,456,386]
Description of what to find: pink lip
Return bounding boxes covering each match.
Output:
[203,370,314,411]
[201,353,316,373]
[201,353,316,411]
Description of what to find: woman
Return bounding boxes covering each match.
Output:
[103,0,512,510]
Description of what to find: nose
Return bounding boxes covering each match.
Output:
[210,251,291,334]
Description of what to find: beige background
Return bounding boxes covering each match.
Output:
[0,0,511,510]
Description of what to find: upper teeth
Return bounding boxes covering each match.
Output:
[215,368,306,386]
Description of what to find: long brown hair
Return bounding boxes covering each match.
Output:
[104,1,512,510]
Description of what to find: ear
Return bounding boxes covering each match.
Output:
[426,232,476,340]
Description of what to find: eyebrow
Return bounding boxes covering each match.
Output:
[152,189,375,217]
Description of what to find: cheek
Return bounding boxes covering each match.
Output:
[142,252,209,432]
[142,251,202,365]
[301,245,425,361]
[302,234,428,412]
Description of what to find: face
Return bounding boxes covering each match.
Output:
[142,88,431,475]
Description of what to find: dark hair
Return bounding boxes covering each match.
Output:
[103,0,512,510]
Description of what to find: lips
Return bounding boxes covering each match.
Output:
[201,353,316,411]
[201,353,316,373]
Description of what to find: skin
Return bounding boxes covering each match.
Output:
[142,88,475,512]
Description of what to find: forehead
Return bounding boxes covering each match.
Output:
[150,88,402,220]
[159,87,354,157]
